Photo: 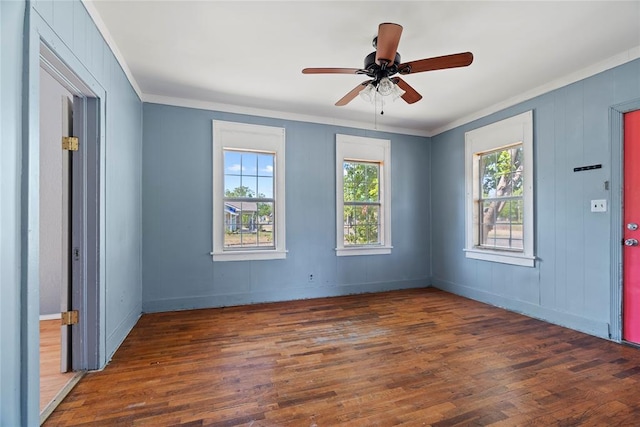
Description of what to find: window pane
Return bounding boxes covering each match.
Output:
[224,151,243,175]
[343,204,379,245]
[480,146,524,200]
[343,161,379,203]
[224,175,241,196]
[241,152,258,176]
[480,152,498,198]
[256,202,274,246]
[239,230,257,247]
[257,154,273,177]
[243,176,258,197]
[363,163,379,202]
[343,162,357,201]
[257,177,273,199]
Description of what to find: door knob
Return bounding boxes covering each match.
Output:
[625,238,639,246]
[628,223,639,231]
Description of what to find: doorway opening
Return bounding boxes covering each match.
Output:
[38,42,101,422]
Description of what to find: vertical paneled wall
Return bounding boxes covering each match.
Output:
[142,104,431,312]
[31,0,143,357]
[430,59,640,338]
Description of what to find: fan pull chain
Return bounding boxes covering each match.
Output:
[374,93,378,129]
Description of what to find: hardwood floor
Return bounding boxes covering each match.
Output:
[45,288,640,426]
[40,319,76,413]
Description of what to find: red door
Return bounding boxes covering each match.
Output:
[623,109,640,344]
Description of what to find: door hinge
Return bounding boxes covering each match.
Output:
[61,310,79,326]
[62,136,79,151]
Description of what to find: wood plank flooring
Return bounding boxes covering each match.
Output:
[40,319,75,413]
[45,288,640,426]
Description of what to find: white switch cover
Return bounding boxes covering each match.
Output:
[591,199,607,212]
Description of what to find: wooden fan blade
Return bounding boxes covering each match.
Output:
[399,52,474,74]
[302,67,362,74]
[375,23,403,66]
[393,77,422,104]
[335,81,370,106]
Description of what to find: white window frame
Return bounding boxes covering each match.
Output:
[336,134,392,256]
[212,121,286,261]
[464,110,534,267]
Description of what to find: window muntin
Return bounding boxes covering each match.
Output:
[223,150,275,250]
[477,144,523,251]
[343,161,381,246]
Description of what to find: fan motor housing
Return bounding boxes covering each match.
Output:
[364,51,401,80]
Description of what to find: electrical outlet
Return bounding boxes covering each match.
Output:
[591,199,607,212]
[308,273,315,282]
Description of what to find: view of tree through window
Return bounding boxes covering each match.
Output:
[343,161,380,245]
[478,144,524,250]
[223,150,275,249]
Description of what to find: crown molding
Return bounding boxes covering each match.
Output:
[431,46,640,136]
[142,94,433,138]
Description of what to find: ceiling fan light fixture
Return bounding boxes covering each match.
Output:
[391,84,406,101]
[359,83,376,103]
[377,77,394,96]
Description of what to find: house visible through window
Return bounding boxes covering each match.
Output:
[212,121,286,261]
[336,134,391,256]
[464,110,534,267]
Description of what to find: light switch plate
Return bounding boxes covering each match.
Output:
[591,199,607,212]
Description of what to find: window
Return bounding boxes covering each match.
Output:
[464,110,534,267]
[212,121,286,261]
[336,134,391,256]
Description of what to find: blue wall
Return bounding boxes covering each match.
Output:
[430,59,640,338]
[142,104,431,312]
[0,1,143,424]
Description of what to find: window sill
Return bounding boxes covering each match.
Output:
[336,246,393,257]
[464,248,535,267]
[211,249,287,262]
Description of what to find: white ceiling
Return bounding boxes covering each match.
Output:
[86,1,640,136]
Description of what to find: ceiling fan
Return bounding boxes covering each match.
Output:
[302,23,473,107]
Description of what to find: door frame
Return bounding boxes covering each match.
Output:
[610,99,640,342]
[23,10,107,423]
[39,42,101,370]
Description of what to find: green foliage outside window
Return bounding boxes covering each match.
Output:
[343,162,380,245]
